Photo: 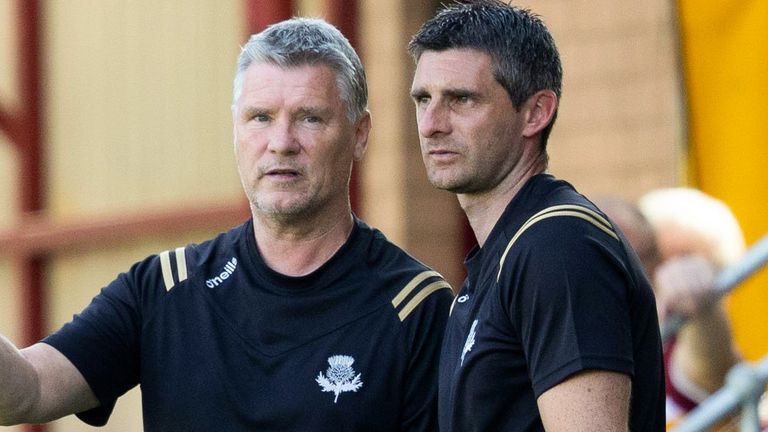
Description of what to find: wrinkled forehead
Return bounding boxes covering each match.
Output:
[239,62,341,98]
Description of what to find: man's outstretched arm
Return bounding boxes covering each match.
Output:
[0,336,98,425]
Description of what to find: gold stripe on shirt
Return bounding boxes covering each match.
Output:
[159,250,175,291]
[449,295,459,316]
[497,206,619,282]
[398,280,453,322]
[175,247,188,282]
[391,270,443,308]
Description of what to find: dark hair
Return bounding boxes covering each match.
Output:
[408,0,562,147]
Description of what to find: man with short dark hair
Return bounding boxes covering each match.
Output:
[409,1,665,430]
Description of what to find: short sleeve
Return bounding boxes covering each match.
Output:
[43,260,149,426]
[501,215,634,397]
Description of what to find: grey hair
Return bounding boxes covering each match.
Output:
[232,17,368,122]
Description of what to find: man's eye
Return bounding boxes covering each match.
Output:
[302,114,328,127]
[455,95,470,104]
[253,114,270,122]
[415,96,430,105]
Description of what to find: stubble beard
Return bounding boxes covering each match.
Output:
[426,163,477,194]
[247,188,317,224]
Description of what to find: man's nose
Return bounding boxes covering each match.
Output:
[418,102,451,137]
[267,121,301,155]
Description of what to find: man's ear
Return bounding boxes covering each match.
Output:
[353,111,371,161]
[522,90,557,138]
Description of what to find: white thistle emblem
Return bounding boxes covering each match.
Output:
[461,319,479,366]
[316,355,363,403]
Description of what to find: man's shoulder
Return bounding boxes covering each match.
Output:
[495,175,610,242]
[122,221,249,294]
[355,218,431,271]
[492,191,621,283]
[355,220,454,322]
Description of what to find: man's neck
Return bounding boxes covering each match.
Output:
[459,155,547,247]
[252,208,354,277]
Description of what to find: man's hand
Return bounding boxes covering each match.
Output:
[654,254,717,322]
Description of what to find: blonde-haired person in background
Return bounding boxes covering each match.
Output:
[639,188,744,429]
[601,187,743,429]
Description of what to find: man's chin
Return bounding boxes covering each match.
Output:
[253,198,310,219]
[427,175,467,193]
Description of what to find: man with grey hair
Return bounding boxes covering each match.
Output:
[0,18,452,430]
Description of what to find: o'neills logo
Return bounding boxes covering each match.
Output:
[206,257,238,288]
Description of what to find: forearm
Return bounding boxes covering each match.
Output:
[0,335,41,425]
[674,304,740,393]
[1,338,99,425]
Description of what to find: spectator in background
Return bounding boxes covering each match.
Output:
[600,187,743,429]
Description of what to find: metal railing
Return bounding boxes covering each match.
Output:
[662,234,768,344]
[671,356,768,432]
[669,233,768,432]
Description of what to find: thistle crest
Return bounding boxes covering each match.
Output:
[461,319,479,366]
[316,355,363,403]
